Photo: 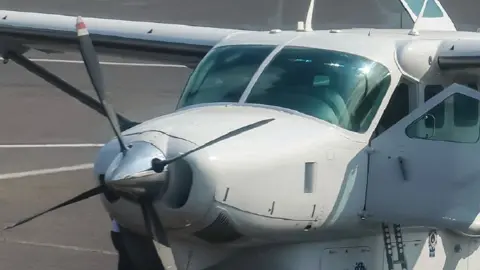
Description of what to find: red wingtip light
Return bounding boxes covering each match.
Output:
[76,17,86,29]
[76,16,88,36]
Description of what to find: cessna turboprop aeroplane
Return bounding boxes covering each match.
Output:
[2,0,480,269]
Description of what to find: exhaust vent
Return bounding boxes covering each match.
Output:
[194,212,243,244]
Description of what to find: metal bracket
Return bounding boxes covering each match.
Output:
[358,210,371,220]
[393,224,408,269]
[428,229,438,258]
[382,223,408,270]
[382,223,395,270]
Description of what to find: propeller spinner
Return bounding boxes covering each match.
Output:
[3,17,275,245]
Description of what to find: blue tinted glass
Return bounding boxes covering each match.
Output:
[403,0,443,18]
[406,93,480,143]
[177,45,275,108]
[245,46,392,133]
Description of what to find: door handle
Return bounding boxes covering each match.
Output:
[397,156,408,181]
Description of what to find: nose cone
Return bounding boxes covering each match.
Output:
[103,141,167,198]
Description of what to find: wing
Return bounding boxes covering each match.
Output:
[0,10,249,67]
[437,39,480,70]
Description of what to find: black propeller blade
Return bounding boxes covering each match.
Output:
[76,17,128,153]
[5,51,138,132]
[2,117,275,232]
[4,185,106,230]
[77,17,164,240]
[3,17,277,245]
[140,200,169,246]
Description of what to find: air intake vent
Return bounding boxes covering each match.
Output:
[194,212,243,244]
[164,159,192,209]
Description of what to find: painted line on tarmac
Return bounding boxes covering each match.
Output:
[0,163,94,180]
[2,238,116,255]
[0,143,104,148]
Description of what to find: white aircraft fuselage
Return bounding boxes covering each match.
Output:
[94,28,480,269]
[3,0,480,269]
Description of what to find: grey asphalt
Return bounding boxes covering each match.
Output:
[0,56,191,269]
[0,0,478,269]
[1,0,479,30]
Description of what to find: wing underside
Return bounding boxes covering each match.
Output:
[436,39,480,70]
[0,10,246,66]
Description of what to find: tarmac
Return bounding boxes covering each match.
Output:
[0,0,479,269]
[0,49,191,269]
[1,0,479,30]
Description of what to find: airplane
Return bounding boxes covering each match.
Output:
[2,0,480,268]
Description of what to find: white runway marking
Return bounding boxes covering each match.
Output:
[2,238,116,255]
[0,163,94,180]
[0,57,186,68]
[0,143,104,148]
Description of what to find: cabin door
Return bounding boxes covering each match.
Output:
[365,83,480,229]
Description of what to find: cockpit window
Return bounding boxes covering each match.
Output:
[245,46,391,133]
[176,45,391,133]
[177,45,275,108]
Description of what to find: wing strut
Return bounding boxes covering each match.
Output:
[3,51,138,131]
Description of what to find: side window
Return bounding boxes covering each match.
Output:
[406,93,480,143]
[467,83,478,90]
[424,85,444,128]
[454,83,478,127]
[376,82,410,134]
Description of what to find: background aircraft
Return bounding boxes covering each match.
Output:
[2,0,480,30]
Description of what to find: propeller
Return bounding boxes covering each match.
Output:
[75,17,128,153]
[3,17,276,245]
[3,185,106,230]
[2,117,274,234]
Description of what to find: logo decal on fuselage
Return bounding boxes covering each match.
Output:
[355,261,367,270]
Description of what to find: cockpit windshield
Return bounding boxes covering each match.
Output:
[177,45,391,133]
[178,45,275,107]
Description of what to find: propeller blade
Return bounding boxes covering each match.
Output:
[76,16,128,153]
[140,200,169,246]
[3,185,106,230]
[4,51,138,132]
[151,118,275,173]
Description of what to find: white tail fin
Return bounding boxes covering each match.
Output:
[400,0,456,31]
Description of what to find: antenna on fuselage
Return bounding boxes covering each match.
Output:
[409,0,428,36]
[297,0,315,32]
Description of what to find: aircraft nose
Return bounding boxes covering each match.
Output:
[103,141,168,198]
